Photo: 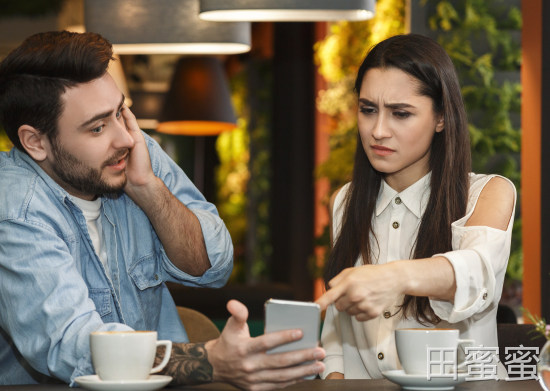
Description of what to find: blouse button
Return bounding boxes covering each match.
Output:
[395,197,402,205]
[392,221,400,229]
[383,311,391,319]
[378,352,384,360]
[482,292,488,300]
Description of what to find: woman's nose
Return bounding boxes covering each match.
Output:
[371,115,391,139]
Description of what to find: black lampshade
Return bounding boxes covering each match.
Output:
[157,57,237,136]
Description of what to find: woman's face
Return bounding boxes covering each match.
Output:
[358,67,444,192]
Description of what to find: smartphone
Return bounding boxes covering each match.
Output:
[264,298,321,355]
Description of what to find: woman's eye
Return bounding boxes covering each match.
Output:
[116,109,122,119]
[393,111,410,119]
[91,125,104,134]
[360,106,376,114]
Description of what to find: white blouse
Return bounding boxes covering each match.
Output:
[321,173,516,379]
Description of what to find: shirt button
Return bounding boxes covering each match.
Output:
[395,197,402,205]
[383,311,391,319]
[378,352,384,360]
[392,221,400,229]
[154,274,159,281]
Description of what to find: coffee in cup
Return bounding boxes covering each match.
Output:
[395,328,474,377]
[90,330,172,381]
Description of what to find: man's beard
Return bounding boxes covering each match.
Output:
[50,138,128,197]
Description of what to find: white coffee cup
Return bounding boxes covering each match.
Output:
[90,331,172,381]
[395,328,474,376]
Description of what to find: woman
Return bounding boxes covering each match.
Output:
[315,34,516,379]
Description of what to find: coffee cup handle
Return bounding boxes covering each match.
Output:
[150,340,172,374]
[455,339,475,371]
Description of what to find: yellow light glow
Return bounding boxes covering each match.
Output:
[156,121,237,136]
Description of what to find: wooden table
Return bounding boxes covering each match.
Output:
[0,379,542,390]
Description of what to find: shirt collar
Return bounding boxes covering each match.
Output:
[375,172,432,218]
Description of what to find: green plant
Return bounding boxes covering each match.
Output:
[216,60,272,283]
[425,0,522,281]
[313,0,407,276]
[523,307,550,341]
[0,128,12,152]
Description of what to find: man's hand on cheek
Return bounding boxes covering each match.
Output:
[120,105,157,196]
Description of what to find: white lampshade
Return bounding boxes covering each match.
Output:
[84,0,251,55]
[199,0,376,22]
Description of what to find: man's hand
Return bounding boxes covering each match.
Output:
[206,300,325,391]
[116,105,211,276]
[119,105,157,195]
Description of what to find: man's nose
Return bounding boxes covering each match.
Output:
[113,119,135,149]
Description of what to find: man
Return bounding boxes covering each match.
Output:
[0,31,324,388]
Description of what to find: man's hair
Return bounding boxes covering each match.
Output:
[0,31,114,152]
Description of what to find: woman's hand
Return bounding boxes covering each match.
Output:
[316,257,456,321]
[316,263,406,321]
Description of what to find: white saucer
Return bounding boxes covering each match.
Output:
[74,375,172,391]
[382,369,467,390]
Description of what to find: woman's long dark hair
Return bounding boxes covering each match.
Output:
[324,34,471,324]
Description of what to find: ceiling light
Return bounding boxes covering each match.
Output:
[199,0,376,22]
[84,0,251,55]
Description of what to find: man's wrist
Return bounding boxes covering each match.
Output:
[160,342,213,385]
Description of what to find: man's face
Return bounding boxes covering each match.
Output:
[41,73,135,200]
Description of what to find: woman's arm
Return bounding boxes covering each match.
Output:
[316,177,516,321]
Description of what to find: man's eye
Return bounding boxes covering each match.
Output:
[91,126,104,134]
[116,109,122,119]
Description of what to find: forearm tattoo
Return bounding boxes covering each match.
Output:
[156,342,213,385]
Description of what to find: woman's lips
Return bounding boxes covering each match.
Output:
[371,145,395,156]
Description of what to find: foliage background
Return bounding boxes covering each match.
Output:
[313,0,407,276]
[425,0,522,282]
[0,129,12,152]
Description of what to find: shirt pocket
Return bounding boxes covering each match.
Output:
[128,255,164,318]
[128,254,163,290]
[88,288,114,321]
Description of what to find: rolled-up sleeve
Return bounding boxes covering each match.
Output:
[429,178,516,324]
[145,134,233,287]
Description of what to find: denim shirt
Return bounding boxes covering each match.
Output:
[0,133,233,385]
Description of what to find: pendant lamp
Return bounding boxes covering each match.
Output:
[84,0,251,54]
[157,56,237,136]
[199,0,376,22]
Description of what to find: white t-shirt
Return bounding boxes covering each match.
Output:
[321,173,516,379]
[70,196,109,276]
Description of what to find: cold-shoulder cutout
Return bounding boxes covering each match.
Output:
[465,176,515,231]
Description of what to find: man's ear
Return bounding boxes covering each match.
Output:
[435,117,444,133]
[18,125,49,161]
